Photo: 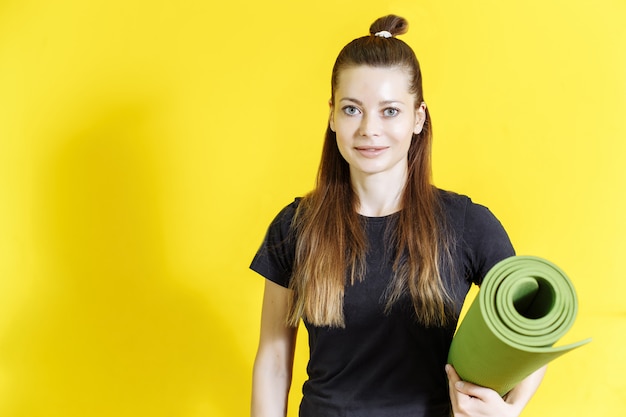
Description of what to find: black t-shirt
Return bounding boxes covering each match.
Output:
[250,189,515,417]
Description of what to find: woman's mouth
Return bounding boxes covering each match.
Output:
[355,146,389,158]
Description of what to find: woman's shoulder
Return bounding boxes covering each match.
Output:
[250,198,303,287]
[436,188,472,217]
[435,188,505,229]
[267,197,303,231]
[437,188,470,207]
[435,188,515,279]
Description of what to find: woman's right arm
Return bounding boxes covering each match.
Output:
[251,279,298,417]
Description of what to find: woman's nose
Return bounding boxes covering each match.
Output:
[358,114,381,137]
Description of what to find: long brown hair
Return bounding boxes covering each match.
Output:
[288,15,452,328]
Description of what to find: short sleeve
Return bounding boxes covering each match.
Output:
[461,200,515,285]
[249,199,300,288]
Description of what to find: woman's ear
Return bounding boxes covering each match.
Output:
[329,99,335,132]
[413,102,427,134]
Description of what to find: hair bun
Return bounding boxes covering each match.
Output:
[369,15,408,37]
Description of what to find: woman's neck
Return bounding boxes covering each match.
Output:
[350,167,407,217]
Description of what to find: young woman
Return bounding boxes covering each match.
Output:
[250,15,545,417]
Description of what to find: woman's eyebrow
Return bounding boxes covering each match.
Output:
[339,97,363,105]
[339,97,405,106]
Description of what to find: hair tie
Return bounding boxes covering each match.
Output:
[374,30,392,38]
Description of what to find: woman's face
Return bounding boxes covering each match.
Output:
[329,65,426,182]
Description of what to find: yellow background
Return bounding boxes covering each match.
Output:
[1,0,624,416]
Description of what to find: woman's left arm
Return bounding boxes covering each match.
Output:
[446,364,546,417]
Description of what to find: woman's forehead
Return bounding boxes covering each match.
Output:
[334,66,414,99]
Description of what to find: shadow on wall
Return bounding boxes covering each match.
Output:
[0,103,246,416]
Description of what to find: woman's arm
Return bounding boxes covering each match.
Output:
[251,280,298,417]
[446,364,546,417]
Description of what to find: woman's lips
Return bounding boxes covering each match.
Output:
[355,146,389,158]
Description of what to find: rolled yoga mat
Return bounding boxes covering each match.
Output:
[447,255,591,396]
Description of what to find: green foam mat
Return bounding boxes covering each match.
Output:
[447,255,591,396]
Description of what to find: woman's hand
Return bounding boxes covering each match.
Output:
[445,364,530,417]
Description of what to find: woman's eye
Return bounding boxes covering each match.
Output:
[342,106,360,116]
[383,108,399,117]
